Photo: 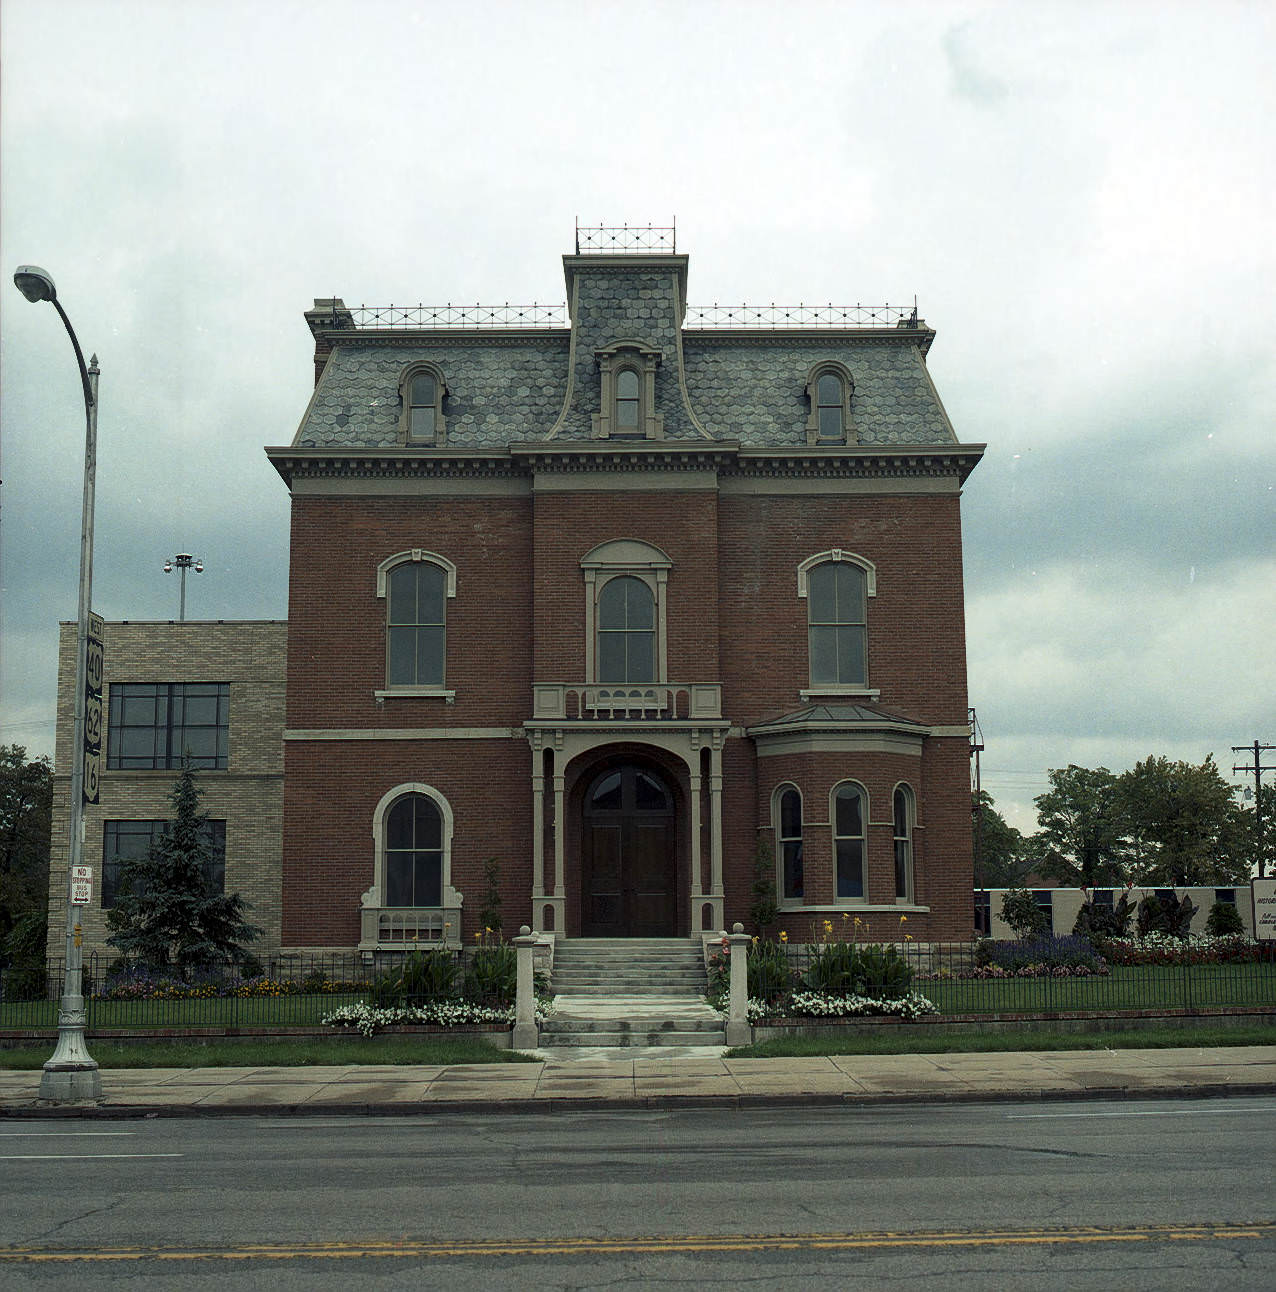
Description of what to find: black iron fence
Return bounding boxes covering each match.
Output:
[743,938,1276,1018]
[0,949,515,1031]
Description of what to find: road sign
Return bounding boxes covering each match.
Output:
[71,879,93,905]
[83,612,105,805]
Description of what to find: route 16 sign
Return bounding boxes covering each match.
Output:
[83,613,105,805]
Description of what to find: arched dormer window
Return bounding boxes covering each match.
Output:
[398,362,448,444]
[797,550,878,695]
[804,361,855,445]
[594,340,663,440]
[375,550,458,697]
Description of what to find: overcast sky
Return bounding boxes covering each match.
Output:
[2,0,1272,833]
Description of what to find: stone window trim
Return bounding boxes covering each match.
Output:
[363,782,462,912]
[397,361,449,445]
[773,782,805,905]
[581,539,671,683]
[892,781,916,904]
[375,550,458,700]
[804,360,856,445]
[797,550,879,699]
[593,339,664,440]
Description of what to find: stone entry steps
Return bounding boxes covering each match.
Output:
[540,996,726,1049]
[550,937,708,997]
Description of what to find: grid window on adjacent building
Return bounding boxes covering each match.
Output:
[101,819,226,908]
[106,683,229,770]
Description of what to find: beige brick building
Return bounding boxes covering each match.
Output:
[48,620,286,964]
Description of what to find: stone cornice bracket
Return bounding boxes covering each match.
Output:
[729,445,985,485]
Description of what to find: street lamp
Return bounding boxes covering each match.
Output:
[163,553,203,621]
[14,265,103,1102]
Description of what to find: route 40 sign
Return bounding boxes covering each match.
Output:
[83,612,105,805]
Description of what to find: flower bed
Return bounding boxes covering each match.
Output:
[746,990,938,1024]
[322,998,555,1039]
[95,970,367,1001]
[1095,932,1274,966]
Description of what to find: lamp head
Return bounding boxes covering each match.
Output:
[13,265,57,304]
[163,561,173,574]
[194,561,204,574]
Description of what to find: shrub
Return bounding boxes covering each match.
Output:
[478,858,503,935]
[1205,900,1244,938]
[465,940,516,1005]
[1137,892,1196,939]
[982,934,1108,973]
[802,941,913,998]
[1072,892,1133,939]
[749,837,778,933]
[370,949,459,1007]
[1000,888,1048,939]
[854,944,914,998]
[747,938,793,1003]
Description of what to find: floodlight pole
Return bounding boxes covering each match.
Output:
[14,266,103,1102]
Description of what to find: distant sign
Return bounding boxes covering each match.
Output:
[1253,880,1276,942]
[83,613,105,805]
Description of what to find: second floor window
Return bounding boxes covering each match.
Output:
[597,576,656,683]
[387,561,447,687]
[107,683,229,770]
[807,561,867,687]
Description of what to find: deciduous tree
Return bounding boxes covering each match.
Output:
[0,745,52,967]
[1033,765,1133,887]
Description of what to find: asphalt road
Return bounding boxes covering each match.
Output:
[1,1097,1273,1288]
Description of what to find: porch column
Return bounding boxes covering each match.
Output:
[707,745,725,928]
[553,768,567,908]
[688,769,704,931]
[530,756,546,929]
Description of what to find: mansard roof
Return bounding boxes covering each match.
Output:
[287,249,965,454]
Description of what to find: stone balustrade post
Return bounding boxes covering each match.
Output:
[512,925,539,1050]
[725,922,752,1047]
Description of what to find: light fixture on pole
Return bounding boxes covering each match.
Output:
[14,264,103,1102]
[163,553,204,621]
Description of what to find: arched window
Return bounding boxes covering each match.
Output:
[807,560,867,687]
[385,793,443,907]
[614,367,642,436]
[776,785,804,901]
[804,361,854,445]
[597,575,656,683]
[893,784,915,902]
[833,782,867,899]
[376,551,457,694]
[815,373,844,441]
[398,362,447,444]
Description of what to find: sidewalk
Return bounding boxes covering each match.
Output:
[3,1045,1276,1115]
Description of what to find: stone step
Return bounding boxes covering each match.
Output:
[539,1029,727,1048]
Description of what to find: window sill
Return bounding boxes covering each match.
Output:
[799,687,881,701]
[374,688,456,702]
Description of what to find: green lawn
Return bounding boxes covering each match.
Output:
[0,991,371,1031]
[916,963,1276,1015]
[0,1036,538,1070]
[727,1023,1276,1059]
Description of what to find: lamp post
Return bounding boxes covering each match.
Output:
[14,265,103,1102]
[163,553,203,621]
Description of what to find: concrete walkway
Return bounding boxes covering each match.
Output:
[2,1045,1275,1116]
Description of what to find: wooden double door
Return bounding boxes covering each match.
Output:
[582,763,676,937]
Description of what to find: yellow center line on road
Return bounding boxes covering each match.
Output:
[2,1221,1273,1262]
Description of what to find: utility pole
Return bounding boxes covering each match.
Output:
[1232,741,1274,878]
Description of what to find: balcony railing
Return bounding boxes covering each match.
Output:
[359,906,463,951]
[531,683,722,721]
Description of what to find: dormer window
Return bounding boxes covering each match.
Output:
[615,368,642,436]
[804,361,855,445]
[594,340,663,440]
[398,362,447,444]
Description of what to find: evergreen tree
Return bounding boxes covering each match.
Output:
[0,745,52,968]
[106,766,260,978]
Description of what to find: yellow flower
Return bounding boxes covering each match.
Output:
[841,912,849,922]
[474,931,481,942]
[779,930,788,942]
[853,917,863,928]
[899,914,908,924]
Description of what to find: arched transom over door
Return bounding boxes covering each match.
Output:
[582,764,676,937]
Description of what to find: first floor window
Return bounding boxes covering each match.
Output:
[834,783,866,899]
[777,787,803,900]
[385,793,442,907]
[102,818,225,908]
[893,785,914,901]
[107,683,229,770]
